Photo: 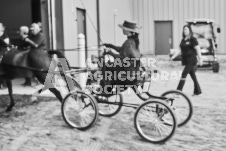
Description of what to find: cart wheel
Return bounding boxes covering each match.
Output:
[161,90,193,127]
[134,100,177,144]
[212,61,219,73]
[61,91,99,130]
[97,94,123,117]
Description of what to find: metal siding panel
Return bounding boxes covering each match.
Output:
[158,0,162,20]
[224,0,226,53]
[194,0,199,18]
[199,0,204,18]
[168,0,174,20]
[188,0,194,19]
[143,0,149,53]
[215,0,220,23]
[134,0,139,22]
[215,0,221,53]
[153,0,158,20]
[178,0,184,33]
[209,0,215,19]
[139,0,144,53]
[163,0,169,20]
[184,0,189,22]
[150,0,155,53]
[173,0,179,49]
[219,0,224,53]
[204,0,210,18]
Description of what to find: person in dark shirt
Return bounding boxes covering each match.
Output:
[0,23,10,56]
[170,25,203,96]
[25,23,46,51]
[21,24,44,86]
[0,23,10,89]
[17,26,30,50]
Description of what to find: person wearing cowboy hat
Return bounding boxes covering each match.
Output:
[104,20,141,59]
[99,20,142,94]
[24,23,46,51]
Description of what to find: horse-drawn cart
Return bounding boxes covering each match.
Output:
[60,48,193,144]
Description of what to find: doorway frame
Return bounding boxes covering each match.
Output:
[154,21,173,55]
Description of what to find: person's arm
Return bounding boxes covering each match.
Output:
[104,43,121,52]
[192,37,203,66]
[25,34,45,48]
[105,49,121,58]
[25,37,38,48]
[170,47,181,61]
[194,45,203,66]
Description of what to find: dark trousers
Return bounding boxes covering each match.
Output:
[177,65,202,94]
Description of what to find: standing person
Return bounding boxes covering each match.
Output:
[17,26,32,86]
[101,20,142,94]
[170,25,203,96]
[22,23,45,86]
[25,23,46,51]
[17,26,30,50]
[0,23,10,89]
[0,23,10,57]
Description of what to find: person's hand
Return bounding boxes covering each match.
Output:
[103,43,113,48]
[102,48,111,55]
[24,37,30,42]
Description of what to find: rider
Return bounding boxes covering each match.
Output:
[101,20,142,94]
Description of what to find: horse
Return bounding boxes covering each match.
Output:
[0,48,67,112]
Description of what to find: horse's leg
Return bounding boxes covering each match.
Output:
[5,79,15,112]
[49,88,63,103]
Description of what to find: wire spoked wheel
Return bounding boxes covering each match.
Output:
[134,100,177,144]
[61,91,99,130]
[96,93,123,117]
[161,90,193,127]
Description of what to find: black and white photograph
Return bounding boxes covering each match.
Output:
[0,0,225,150]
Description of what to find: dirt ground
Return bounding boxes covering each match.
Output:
[0,63,226,151]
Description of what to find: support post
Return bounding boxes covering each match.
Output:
[78,34,87,89]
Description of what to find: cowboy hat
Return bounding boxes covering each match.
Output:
[118,20,142,33]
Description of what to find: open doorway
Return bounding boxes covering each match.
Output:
[155,21,173,55]
[31,0,42,23]
[0,0,42,46]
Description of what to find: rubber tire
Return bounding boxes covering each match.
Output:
[161,90,193,127]
[61,91,99,130]
[134,100,177,144]
[212,61,219,73]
